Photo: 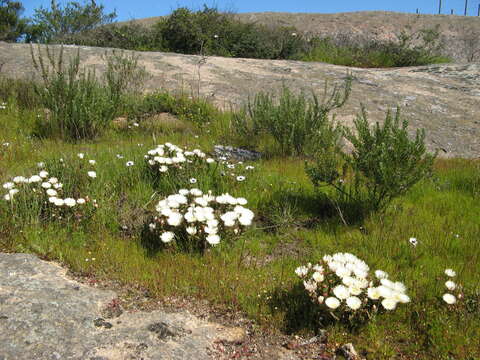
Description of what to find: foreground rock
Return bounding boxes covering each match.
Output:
[1,42,479,157]
[0,253,247,360]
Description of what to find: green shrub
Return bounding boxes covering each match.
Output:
[30,45,115,140]
[301,27,449,68]
[58,22,164,51]
[232,81,350,156]
[306,108,436,215]
[30,45,146,140]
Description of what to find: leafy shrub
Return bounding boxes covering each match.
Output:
[232,81,350,156]
[30,45,145,140]
[306,108,436,214]
[295,252,410,324]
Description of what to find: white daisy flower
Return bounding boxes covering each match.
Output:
[325,297,341,309]
[206,234,220,245]
[160,231,175,243]
[367,287,381,300]
[375,270,388,279]
[54,198,65,206]
[28,175,41,183]
[88,171,97,178]
[442,293,456,304]
[186,226,197,235]
[381,298,397,310]
[2,182,14,190]
[64,198,76,207]
[295,266,309,278]
[46,189,57,197]
[445,281,456,291]
[346,296,362,310]
[167,212,183,227]
[445,269,456,277]
[333,285,350,300]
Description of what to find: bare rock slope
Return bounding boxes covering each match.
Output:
[0,253,249,360]
[1,42,479,158]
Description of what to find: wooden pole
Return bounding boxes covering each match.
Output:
[464,0,468,15]
[439,0,442,14]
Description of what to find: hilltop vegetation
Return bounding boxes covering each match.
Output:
[1,0,455,67]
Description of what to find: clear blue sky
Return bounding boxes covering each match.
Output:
[22,0,480,20]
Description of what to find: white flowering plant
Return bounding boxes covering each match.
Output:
[441,268,463,306]
[144,142,254,192]
[148,188,254,252]
[295,253,410,323]
[2,168,97,225]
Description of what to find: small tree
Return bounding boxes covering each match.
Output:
[0,0,28,42]
[29,0,116,43]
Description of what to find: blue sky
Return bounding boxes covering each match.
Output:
[22,0,480,20]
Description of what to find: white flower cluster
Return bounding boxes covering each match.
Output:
[145,143,213,174]
[442,268,459,305]
[2,169,90,208]
[150,189,254,247]
[295,253,410,314]
[0,102,6,110]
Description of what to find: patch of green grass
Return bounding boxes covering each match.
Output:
[1,101,479,359]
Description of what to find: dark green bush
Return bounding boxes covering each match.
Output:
[306,108,436,214]
[58,22,164,51]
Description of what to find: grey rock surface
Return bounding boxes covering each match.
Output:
[0,253,232,360]
[1,43,479,157]
[214,145,262,161]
